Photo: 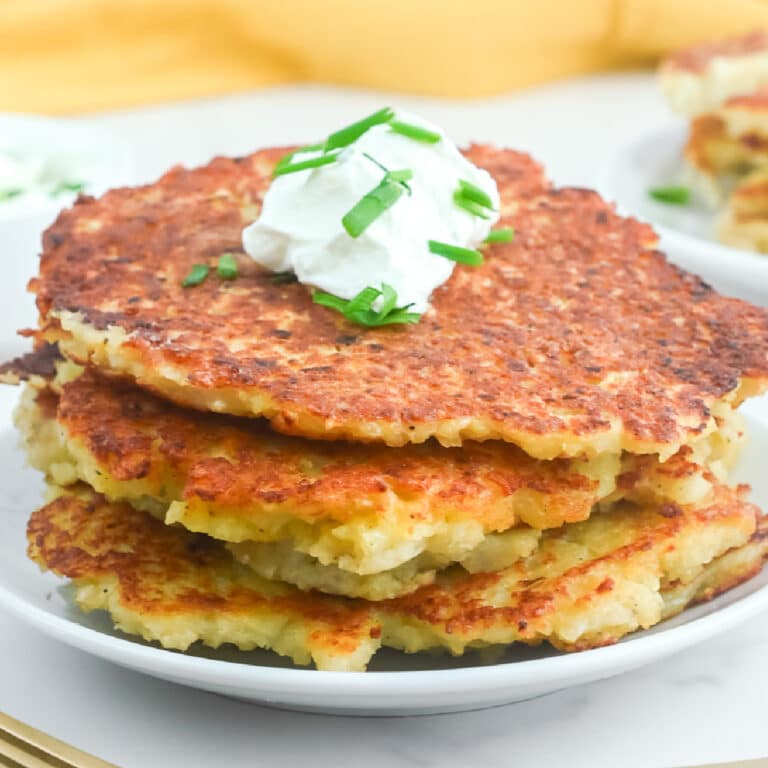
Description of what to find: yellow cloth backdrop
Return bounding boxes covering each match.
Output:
[3,0,768,114]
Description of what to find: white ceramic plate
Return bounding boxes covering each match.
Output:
[0,382,766,716]
[595,124,768,307]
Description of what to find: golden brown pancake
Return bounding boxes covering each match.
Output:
[16,366,745,597]
[29,486,382,671]
[660,30,768,115]
[663,31,768,75]
[0,343,60,385]
[717,166,768,252]
[28,485,765,671]
[685,89,768,182]
[33,146,768,457]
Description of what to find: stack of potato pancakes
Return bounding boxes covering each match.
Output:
[660,30,768,251]
[5,145,768,672]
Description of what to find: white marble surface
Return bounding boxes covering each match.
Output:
[1,72,767,766]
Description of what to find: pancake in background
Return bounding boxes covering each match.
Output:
[685,88,768,203]
[717,166,768,252]
[660,30,768,116]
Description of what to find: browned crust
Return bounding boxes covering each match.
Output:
[384,485,761,641]
[726,85,768,110]
[685,115,727,172]
[33,146,768,449]
[687,512,768,604]
[27,488,376,657]
[663,30,768,73]
[28,485,763,658]
[49,369,604,530]
[683,114,768,174]
[0,343,61,385]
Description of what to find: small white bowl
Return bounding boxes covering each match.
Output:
[0,114,135,352]
[594,123,768,307]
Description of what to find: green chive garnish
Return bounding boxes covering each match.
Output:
[456,179,494,210]
[0,188,22,202]
[343,286,382,316]
[457,179,494,210]
[362,154,412,194]
[648,185,690,205]
[342,172,409,238]
[52,181,85,196]
[182,264,210,287]
[325,107,395,152]
[273,151,340,177]
[378,283,398,317]
[453,190,491,219]
[428,240,484,266]
[386,169,414,183]
[313,292,349,312]
[453,179,496,219]
[217,253,238,280]
[313,284,421,327]
[274,143,325,172]
[484,227,514,244]
[389,121,441,144]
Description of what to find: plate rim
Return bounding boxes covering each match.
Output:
[1,568,767,697]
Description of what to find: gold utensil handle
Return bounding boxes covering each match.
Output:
[0,711,118,768]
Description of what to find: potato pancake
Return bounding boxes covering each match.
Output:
[28,486,764,671]
[33,146,768,456]
[16,368,744,597]
[718,166,768,253]
[660,30,768,116]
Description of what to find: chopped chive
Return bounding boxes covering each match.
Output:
[182,264,210,287]
[344,285,382,315]
[342,176,406,238]
[313,292,350,312]
[484,227,515,244]
[313,284,421,327]
[378,283,398,317]
[453,190,491,219]
[362,152,389,174]
[428,240,484,266]
[360,156,412,193]
[274,143,325,171]
[389,121,441,144]
[271,270,298,285]
[386,169,414,183]
[457,179,495,210]
[273,151,340,177]
[648,185,690,205]
[217,253,238,280]
[360,306,421,326]
[325,107,395,152]
[0,188,22,202]
[52,180,85,196]
[453,180,496,219]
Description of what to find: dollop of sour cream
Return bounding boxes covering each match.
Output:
[242,111,499,312]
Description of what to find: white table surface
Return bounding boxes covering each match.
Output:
[2,72,767,768]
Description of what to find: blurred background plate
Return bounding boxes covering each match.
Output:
[595,124,768,307]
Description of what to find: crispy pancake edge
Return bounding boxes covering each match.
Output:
[33,146,768,456]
